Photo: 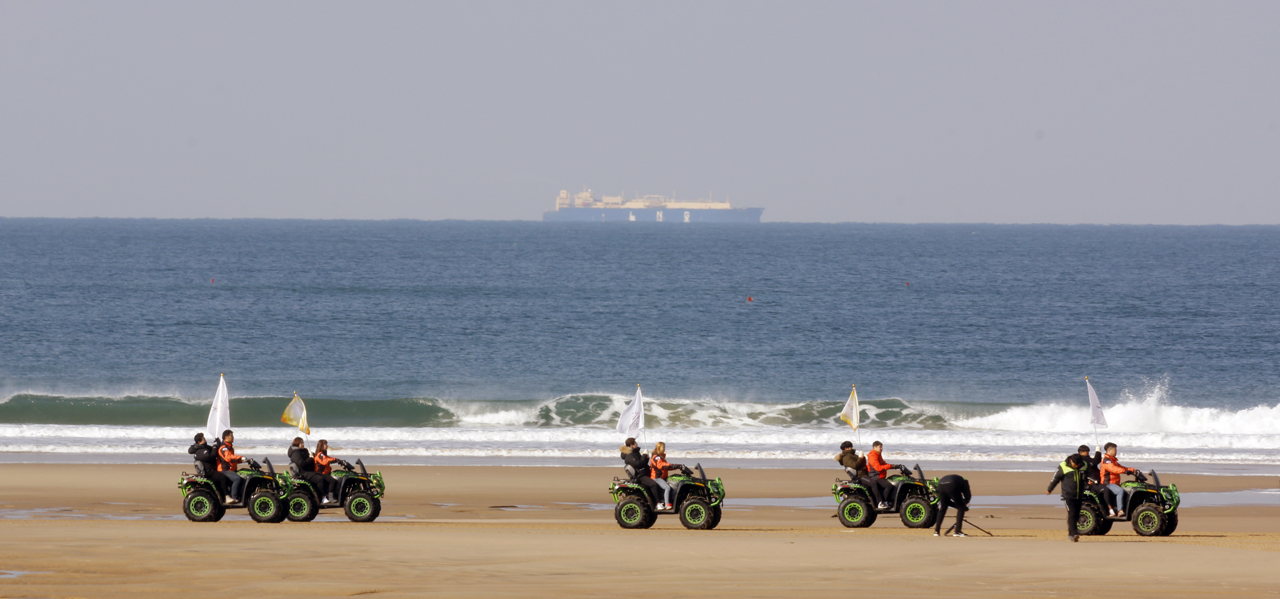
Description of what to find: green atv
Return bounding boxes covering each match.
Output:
[277,459,386,523]
[1074,469,1180,537]
[179,457,286,523]
[831,464,938,529]
[609,464,725,530]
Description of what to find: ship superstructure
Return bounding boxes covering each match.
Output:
[543,189,763,223]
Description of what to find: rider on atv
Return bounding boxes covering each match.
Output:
[867,441,907,510]
[217,430,247,504]
[620,438,663,503]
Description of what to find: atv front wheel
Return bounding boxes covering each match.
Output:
[1076,503,1104,536]
[679,498,712,530]
[837,495,875,528]
[1132,504,1165,537]
[1157,511,1178,536]
[248,492,283,524]
[1095,517,1113,536]
[286,491,319,522]
[900,497,935,529]
[706,505,723,530]
[183,490,219,523]
[345,492,381,522]
[614,496,651,529]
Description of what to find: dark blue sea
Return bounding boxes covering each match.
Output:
[1,219,1278,465]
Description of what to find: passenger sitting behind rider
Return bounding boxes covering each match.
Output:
[188,433,227,499]
[649,442,682,510]
[1077,444,1116,517]
[289,437,332,504]
[834,441,868,478]
[866,441,905,510]
[1100,442,1136,518]
[314,439,341,504]
[620,438,663,508]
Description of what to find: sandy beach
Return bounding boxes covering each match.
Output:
[1,463,1278,598]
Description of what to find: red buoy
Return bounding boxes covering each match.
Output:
[211,278,215,283]
[747,296,753,302]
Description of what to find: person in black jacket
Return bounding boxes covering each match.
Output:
[933,474,972,537]
[188,433,228,499]
[1046,453,1087,542]
[620,438,664,507]
[288,437,332,503]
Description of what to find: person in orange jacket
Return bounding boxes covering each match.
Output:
[216,429,246,504]
[313,439,341,503]
[1099,442,1136,517]
[648,442,683,510]
[866,441,904,510]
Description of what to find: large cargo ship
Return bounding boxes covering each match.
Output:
[543,190,763,223]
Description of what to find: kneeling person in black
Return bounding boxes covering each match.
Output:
[933,474,972,537]
[620,437,663,507]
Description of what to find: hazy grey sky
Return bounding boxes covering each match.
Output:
[2,2,1277,223]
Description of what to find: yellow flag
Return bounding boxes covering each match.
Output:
[281,392,310,435]
[839,385,859,430]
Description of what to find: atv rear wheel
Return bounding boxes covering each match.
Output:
[248,492,283,524]
[345,492,381,522]
[286,491,319,522]
[1132,504,1165,536]
[183,490,219,523]
[614,496,651,529]
[706,505,722,530]
[679,498,712,530]
[837,495,875,528]
[900,497,935,529]
[1158,511,1178,536]
[1075,503,1104,536]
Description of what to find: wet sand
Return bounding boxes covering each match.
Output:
[1,464,1278,598]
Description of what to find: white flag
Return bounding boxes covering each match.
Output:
[206,374,231,443]
[839,385,860,430]
[616,386,645,438]
[1087,377,1108,429]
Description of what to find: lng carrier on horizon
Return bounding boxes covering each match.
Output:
[542,189,763,223]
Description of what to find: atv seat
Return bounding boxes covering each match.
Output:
[288,463,300,476]
[843,467,858,482]
[624,465,639,482]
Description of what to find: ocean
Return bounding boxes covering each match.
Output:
[2,219,1279,469]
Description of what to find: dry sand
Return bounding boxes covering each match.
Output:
[1,463,1278,598]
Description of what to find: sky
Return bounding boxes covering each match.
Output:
[1,1,1277,223]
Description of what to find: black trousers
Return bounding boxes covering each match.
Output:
[300,471,329,498]
[1064,497,1082,536]
[935,495,967,534]
[863,478,892,506]
[637,477,663,507]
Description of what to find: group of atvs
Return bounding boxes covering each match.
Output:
[608,462,1181,536]
[179,456,385,523]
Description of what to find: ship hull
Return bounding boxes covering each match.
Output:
[543,207,763,223]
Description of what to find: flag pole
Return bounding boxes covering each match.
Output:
[853,384,862,450]
[1087,377,1100,450]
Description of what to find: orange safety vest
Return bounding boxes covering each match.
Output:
[650,455,674,480]
[217,443,243,472]
[314,452,339,475]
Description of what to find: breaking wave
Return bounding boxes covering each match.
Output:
[2,383,1278,463]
